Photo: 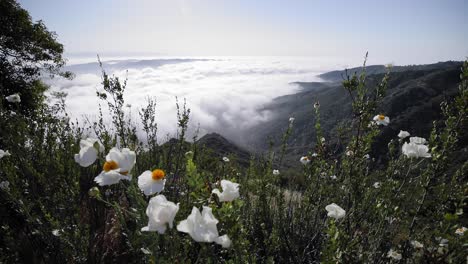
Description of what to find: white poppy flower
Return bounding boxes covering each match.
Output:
[94,147,136,186]
[402,142,431,158]
[373,114,390,126]
[373,182,381,189]
[222,157,230,162]
[320,137,326,143]
[330,175,337,180]
[52,229,60,237]
[314,102,320,109]
[398,130,410,139]
[141,195,179,234]
[311,153,318,157]
[74,138,105,167]
[289,117,295,123]
[212,180,240,202]
[273,170,280,175]
[455,226,467,236]
[138,169,166,196]
[177,206,231,248]
[363,154,370,159]
[140,248,151,255]
[409,136,427,145]
[325,203,346,220]
[346,150,354,156]
[387,249,402,260]
[0,149,11,159]
[300,156,310,165]
[411,240,424,249]
[6,93,21,103]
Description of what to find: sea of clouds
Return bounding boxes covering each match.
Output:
[46,56,351,146]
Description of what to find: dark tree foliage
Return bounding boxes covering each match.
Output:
[0,0,71,115]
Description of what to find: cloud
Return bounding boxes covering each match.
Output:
[47,57,329,146]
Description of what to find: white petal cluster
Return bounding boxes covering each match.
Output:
[94,147,136,186]
[402,136,431,158]
[373,182,381,189]
[273,169,280,175]
[373,114,390,126]
[138,170,166,196]
[387,249,402,260]
[325,203,346,220]
[411,240,424,249]
[455,226,467,236]
[74,138,104,167]
[212,180,240,202]
[398,130,410,139]
[222,157,230,162]
[177,206,231,248]
[300,156,310,165]
[6,93,21,103]
[0,149,11,159]
[141,195,179,234]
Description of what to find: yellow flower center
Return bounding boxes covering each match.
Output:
[103,160,119,172]
[152,169,165,181]
[378,114,385,120]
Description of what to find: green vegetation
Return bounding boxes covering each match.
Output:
[0,1,467,263]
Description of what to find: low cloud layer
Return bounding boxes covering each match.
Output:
[48,57,342,146]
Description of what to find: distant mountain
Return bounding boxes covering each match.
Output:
[245,61,465,168]
[197,133,251,166]
[318,61,462,82]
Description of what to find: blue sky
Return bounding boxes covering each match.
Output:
[18,0,468,64]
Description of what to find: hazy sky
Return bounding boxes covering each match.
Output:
[19,0,467,64]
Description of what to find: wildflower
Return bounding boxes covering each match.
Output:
[222,157,230,162]
[363,154,370,159]
[88,187,100,198]
[0,181,10,191]
[387,249,402,260]
[311,152,318,157]
[185,151,194,159]
[346,150,354,156]
[455,226,467,236]
[325,203,346,220]
[177,206,231,248]
[141,195,179,234]
[321,137,325,143]
[0,150,11,159]
[212,180,240,202]
[398,130,410,139]
[52,229,60,237]
[289,117,295,123]
[300,156,310,165]
[411,240,424,249]
[409,136,427,145]
[402,142,431,158]
[330,175,337,180]
[373,182,381,189]
[314,101,320,109]
[94,147,136,186]
[273,169,280,175]
[5,93,20,103]
[138,169,166,196]
[373,114,390,126]
[74,138,105,167]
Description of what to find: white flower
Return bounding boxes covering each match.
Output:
[314,102,320,109]
[52,229,60,237]
[402,142,431,158]
[398,130,410,139]
[409,136,427,145]
[138,169,166,196]
[94,147,136,186]
[273,169,280,175]
[177,206,231,248]
[74,138,104,167]
[455,226,467,236]
[0,181,10,191]
[387,249,402,260]
[320,137,326,143]
[6,93,21,103]
[311,152,318,157]
[289,117,295,123]
[141,195,179,234]
[212,180,240,202]
[346,150,354,156]
[373,114,390,126]
[0,149,11,159]
[411,240,424,249]
[330,175,337,180]
[373,182,381,189]
[222,157,230,162]
[140,248,151,255]
[325,203,346,220]
[363,154,370,159]
[300,156,310,165]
